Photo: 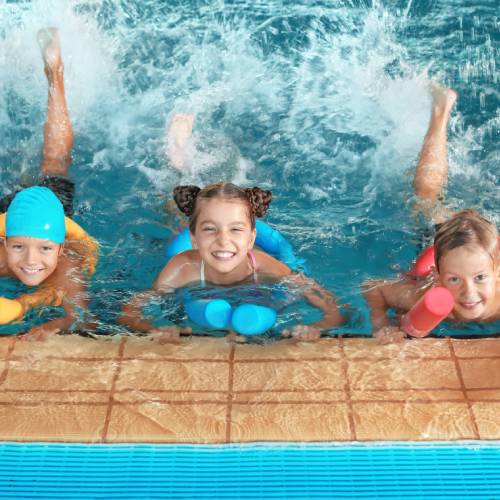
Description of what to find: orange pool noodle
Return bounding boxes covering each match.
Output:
[400,287,454,337]
[408,246,435,278]
[0,297,23,325]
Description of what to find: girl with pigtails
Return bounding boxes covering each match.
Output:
[119,182,344,341]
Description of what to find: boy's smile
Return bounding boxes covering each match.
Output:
[5,236,61,286]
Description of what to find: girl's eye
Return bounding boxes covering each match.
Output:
[447,276,460,285]
[202,227,215,232]
[476,273,488,282]
[231,228,243,232]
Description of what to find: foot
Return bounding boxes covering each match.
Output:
[37,28,63,79]
[431,84,457,117]
[167,113,194,171]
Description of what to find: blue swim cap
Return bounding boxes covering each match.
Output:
[6,186,65,243]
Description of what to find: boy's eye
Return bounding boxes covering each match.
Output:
[41,246,54,252]
[475,273,489,282]
[11,244,23,250]
[447,276,460,285]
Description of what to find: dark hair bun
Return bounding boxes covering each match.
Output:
[245,187,272,218]
[173,185,201,216]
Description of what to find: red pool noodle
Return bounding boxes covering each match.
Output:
[408,246,435,278]
[400,287,454,337]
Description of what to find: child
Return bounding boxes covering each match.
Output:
[0,29,97,340]
[119,181,343,341]
[364,86,499,343]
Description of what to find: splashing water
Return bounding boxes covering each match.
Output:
[0,0,498,336]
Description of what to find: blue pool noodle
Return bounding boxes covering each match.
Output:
[184,299,232,330]
[165,220,304,271]
[231,304,277,336]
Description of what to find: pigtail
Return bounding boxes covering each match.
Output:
[245,187,272,218]
[173,185,201,217]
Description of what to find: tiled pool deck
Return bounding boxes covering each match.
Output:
[0,335,498,443]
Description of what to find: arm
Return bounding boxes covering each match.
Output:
[24,256,90,339]
[283,274,344,341]
[363,278,424,343]
[118,252,199,334]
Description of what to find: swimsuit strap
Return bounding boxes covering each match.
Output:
[200,259,205,285]
[248,250,257,283]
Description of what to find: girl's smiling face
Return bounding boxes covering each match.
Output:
[437,244,499,321]
[191,198,256,284]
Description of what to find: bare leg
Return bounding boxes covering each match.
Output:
[38,28,73,177]
[413,85,457,204]
[166,113,194,171]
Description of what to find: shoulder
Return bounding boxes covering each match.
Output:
[253,249,292,277]
[154,250,201,290]
[0,243,9,276]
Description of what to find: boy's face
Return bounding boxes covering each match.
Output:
[4,236,62,286]
[437,244,498,321]
[191,198,256,281]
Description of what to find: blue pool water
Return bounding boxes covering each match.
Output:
[0,442,499,498]
[0,0,498,336]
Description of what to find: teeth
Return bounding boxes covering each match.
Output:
[212,251,235,259]
[22,268,42,275]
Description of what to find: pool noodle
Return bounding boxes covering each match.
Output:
[400,287,454,337]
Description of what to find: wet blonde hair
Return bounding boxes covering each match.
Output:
[434,209,499,271]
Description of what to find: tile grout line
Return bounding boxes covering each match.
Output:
[339,337,356,441]
[2,398,497,407]
[100,337,126,443]
[447,338,481,439]
[225,344,235,444]
[0,337,17,387]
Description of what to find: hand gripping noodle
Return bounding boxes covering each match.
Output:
[0,213,98,326]
[400,287,454,337]
[166,221,299,336]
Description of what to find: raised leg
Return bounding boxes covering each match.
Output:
[166,113,194,171]
[38,28,73,177]
[413,85,457,203]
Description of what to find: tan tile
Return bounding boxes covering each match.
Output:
[459,359,500,389]
[106,403,227,443]
[233,390,346,404]
[467,389,500,401]
[123,336,230,360]
[4,359,116,391]
[353,402,476,440]
[451,338,500,358]
[351,389,465,402]
[348,359,461,391]
[343,338,451,360]
[0,390,109,404]
[472,403,500,439]
[117,360,228,392]
[114,390,227,404]
[12,335,120,360]
[234,338,342,361]
[230,403,351,442]
[233,361,345,392]
[0,337,14,359]
[0,404,107,441]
